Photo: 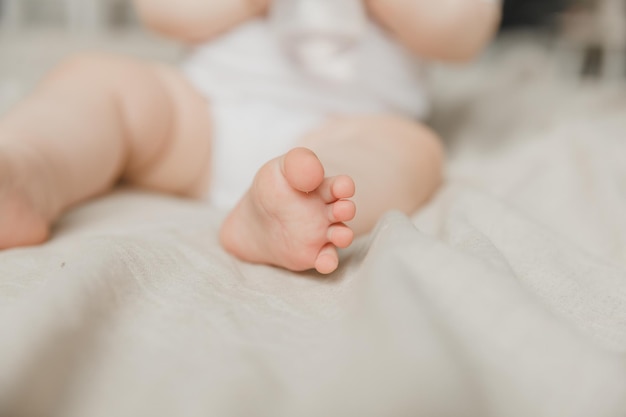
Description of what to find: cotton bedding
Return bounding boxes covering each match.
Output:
[1,32,625,417]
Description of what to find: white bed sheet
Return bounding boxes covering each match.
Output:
[1,32,625,417]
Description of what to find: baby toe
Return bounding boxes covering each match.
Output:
[314,243,339,274]
[331,175,355,200]
[328,224,354,249]
[282,147,324,193]
[328,199,356,223]
[319,175,355,203]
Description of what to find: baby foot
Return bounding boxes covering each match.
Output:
[220,147,356,274]
[0,150,53,249]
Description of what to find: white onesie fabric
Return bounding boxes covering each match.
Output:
[182,16,429,209]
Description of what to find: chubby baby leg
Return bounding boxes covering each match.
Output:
[220,114,444,274]
[0,53,212,249]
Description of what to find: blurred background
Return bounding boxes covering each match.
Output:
[0,0,596,36]
[1,0,622,43]
[0,0,585,32]
[1,0,625,67]
[0,0,136,31]
[1,0,626,75]
[1,0,626,113]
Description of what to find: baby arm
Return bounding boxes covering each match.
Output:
[365,0,501,62]
[134,0,271,43]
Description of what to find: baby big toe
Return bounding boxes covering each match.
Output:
[282,148,324,192]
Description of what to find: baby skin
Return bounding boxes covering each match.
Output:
[221,148,357,274]
[0,0,500,274]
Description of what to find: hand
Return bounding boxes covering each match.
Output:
[134,0,271,43]
[365,0,501,62]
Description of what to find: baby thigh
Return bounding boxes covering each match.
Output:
[2,53,213,207]
[298,114,444,235]
[120,62,213,197]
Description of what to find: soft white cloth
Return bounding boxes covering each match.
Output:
[270,0,368,81]
[1,33,626,417]
[183,19,427,117]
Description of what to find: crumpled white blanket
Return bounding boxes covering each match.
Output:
[1,34,626,417]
